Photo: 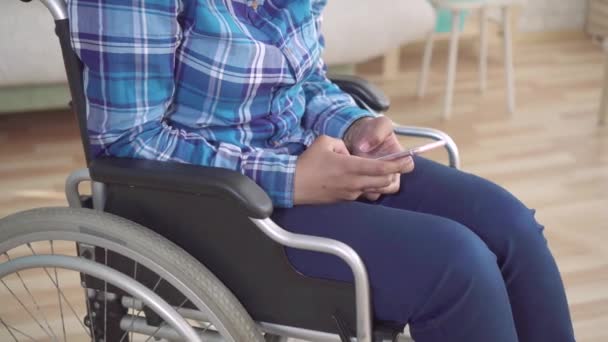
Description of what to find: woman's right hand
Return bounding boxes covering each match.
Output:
[294,135,412,205]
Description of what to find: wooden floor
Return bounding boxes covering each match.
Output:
[0,33,607,341]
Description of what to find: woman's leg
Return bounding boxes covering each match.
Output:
[372,156,575,342]
[272,202,519,342]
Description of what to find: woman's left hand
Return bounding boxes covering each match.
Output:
[344,116,414,200]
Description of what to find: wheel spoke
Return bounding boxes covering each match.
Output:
[1,316,38,341]
[1,279,53,340]
[84,287,96,342]
[73,244,96,342]
[19,246,90,337]
[103,248,108,342]
[50,241,67,342]
[120,274,163,342]
[2,243,57,341]
[131,262,137,342]
[0,317,19,342]
[118,261,139,342]
[3,250,59,342]
[143,297,189,342]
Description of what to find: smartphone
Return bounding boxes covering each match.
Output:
[375,140,446,161]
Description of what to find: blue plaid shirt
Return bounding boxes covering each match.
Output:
[68,0,372,207]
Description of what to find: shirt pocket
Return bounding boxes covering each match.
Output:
[243,0,321,83]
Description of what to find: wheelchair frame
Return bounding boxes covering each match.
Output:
[26,1,462,341]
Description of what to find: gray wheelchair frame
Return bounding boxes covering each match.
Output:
[27,1,461,341]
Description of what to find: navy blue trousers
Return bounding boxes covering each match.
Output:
[272,157,575,342]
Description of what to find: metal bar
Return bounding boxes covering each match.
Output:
[119,315,223,342]
[393,124,461,169]
[122,296,211,323]
[65,168,91,208]
[0,255,202,342]
[121,297,413,342]
[92,182,107,211]
[250,218,372,342]
[259,321,353,342]
[39,0,68,20]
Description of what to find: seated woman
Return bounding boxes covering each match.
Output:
[68,0,575,341]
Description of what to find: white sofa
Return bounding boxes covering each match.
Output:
[0,0,436,111]
[0,1,66,86]
[323,0,436,65]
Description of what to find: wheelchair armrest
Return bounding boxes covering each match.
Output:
[89,157,273,219]
[329,74,391,113]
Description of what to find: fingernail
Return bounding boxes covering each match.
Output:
[359,142,370,152]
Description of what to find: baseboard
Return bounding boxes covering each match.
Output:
[0,83,70,115]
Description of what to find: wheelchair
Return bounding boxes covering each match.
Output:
[0,1,461,341]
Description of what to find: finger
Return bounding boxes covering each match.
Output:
[359,135,402,159]
[363,174,395,193]
[402,156,415,173]
[348,174,393,191]
[364,192,381,201]
[343,190,363,202]
[358,117,394,153]
[365,174,401,194]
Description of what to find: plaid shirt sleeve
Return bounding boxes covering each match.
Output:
[300,0,377,139]
[68,0,298,208]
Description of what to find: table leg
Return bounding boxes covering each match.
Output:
[444,9,461,120]
[418,32,435,98]
[600,53,608,125]
[502,6,516,114]
[479,6,488,93]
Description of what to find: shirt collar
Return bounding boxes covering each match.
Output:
[246,0,265,8]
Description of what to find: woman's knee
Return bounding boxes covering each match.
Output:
[437,224,502,293]
[470,175,548,258]
[408,221,513,335]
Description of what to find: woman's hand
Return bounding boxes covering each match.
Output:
[294,135,412,205]
[344,116,415,201]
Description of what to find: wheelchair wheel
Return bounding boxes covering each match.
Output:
[0,207,265,342]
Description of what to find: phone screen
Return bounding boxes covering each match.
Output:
[376,140,446,161]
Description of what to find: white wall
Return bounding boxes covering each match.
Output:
[517,0,588,32]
